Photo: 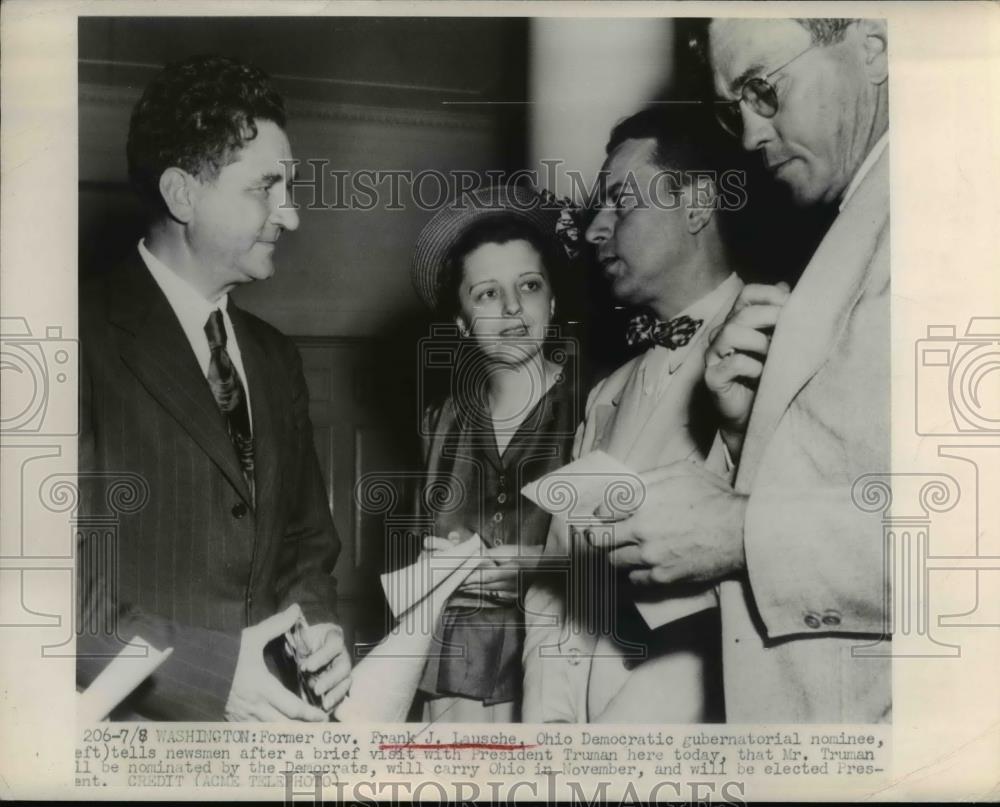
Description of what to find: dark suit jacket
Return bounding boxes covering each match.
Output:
[76,253,341,720]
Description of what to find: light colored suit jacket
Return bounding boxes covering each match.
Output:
[717,146,891,723]
[522,274,743,722]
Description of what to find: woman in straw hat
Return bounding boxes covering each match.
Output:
[408,185,581,722]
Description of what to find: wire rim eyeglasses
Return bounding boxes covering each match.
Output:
[714,43,817,138]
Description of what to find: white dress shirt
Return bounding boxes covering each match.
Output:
[637,271,743,399]
[137,239,253,429]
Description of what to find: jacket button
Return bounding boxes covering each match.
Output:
[822,610,842,627]
[497,492,508,504]
[803,612,821,629]
[567,648,581,666]
[493,511,504,523]
[232,502,248,519]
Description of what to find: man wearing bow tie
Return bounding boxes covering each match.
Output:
[588,18,891,724]
[522,106,743,722]
[77,55,350,721]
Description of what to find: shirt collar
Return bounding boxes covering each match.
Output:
[139,238,229,332]
[137,239,232,368]
[663,272,741,374]
[840,131,889,212]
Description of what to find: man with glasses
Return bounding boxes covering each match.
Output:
[591,18,891,722]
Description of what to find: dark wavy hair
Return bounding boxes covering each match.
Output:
[605,103,738,184]
[437,214,567,321]
[126,54,286,215]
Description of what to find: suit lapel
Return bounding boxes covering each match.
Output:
[736,148,890,490]
[109,255,253,505]
[602,357,650,460]
[612,277,745,468]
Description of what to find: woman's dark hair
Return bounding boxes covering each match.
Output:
[126,54,286,216]
[436,213,567,321]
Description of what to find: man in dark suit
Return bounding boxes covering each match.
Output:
[77,55,350,721]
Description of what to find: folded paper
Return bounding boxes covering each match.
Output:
[523,451,717,629]
[77,636,172,723]
[380,532,487,619]
[334,534,487,721]
[521,449,645,520]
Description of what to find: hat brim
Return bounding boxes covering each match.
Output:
[410,184,562,311]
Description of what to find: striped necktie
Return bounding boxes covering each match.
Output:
[204,309,255,503]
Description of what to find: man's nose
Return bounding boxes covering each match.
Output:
[271,195,300,232]
[741,105,774,153]
[585,208,614,245]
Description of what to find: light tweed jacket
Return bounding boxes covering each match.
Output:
[716,146,892,723]
[522,274,743,722]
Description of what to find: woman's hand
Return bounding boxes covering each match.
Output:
[422,527,476,555]
[422,534,461,554]
[485,543,545,570]
[456,545,545,598]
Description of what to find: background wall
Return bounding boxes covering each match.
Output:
[79,17,529,336]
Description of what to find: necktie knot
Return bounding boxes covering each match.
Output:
[626,313,703,351]
[205,309,227,351]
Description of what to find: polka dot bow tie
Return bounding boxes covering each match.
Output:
[625,313,704,350]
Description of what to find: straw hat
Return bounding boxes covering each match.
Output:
[410,184,562,311]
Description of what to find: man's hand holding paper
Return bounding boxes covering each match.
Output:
[589,460,748,587]
[225,605,330,723]
[286,619,353,712]
[523,451,721,628]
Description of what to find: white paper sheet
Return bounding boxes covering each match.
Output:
[521,449,646,520]
[76,637,172,723]
[334,534,487,721]
[523,451,716,628]
[379,532,487,619]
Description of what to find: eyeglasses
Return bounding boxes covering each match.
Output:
[714,43,816,138]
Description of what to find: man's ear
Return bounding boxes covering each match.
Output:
[685,182,716,236]
[454,314,470,337]
[858,19,888,85]
[158,167,198,224]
